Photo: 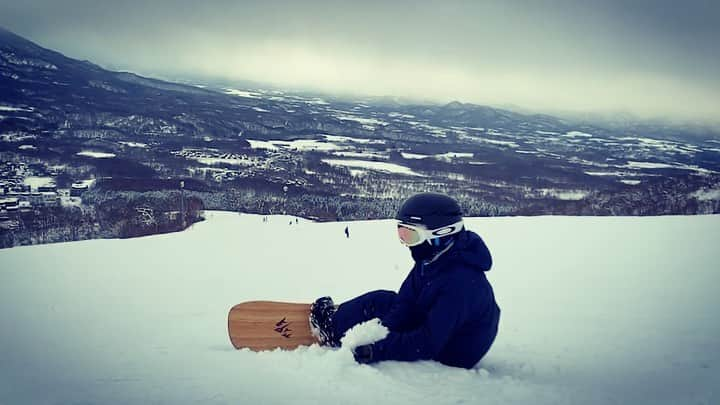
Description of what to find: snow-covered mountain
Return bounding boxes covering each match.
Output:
[2,25,720,232]
[1,212,718,404]
[2,24,720,256]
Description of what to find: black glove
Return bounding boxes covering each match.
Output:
[353,344,374,364]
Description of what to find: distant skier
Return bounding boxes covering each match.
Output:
[344,226,350,238]
[310,193,500,369]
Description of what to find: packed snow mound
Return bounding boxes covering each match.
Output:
[1,212,719,404]
[341,318,389,349]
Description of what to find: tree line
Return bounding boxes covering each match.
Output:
[2,172,718,249]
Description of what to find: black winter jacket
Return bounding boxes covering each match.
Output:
[372,230,500,368]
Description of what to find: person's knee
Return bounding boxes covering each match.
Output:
[363,290,397,306]
[365,289,397,299]
[362,290,397,317]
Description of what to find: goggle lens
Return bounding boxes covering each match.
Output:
[397,224,424,246]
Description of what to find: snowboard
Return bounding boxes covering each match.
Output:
[228,301,318,351]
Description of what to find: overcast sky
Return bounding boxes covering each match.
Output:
[1,0,718,123]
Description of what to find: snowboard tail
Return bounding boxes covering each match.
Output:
[228,301,318,351]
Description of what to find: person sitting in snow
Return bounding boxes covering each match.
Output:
[310,192,500,369]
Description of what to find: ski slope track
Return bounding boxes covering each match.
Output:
[1,212,718,404]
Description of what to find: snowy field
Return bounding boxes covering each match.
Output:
[1,212,718,404]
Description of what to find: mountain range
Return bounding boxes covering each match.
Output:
[1,25,719,234]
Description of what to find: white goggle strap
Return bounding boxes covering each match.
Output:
[426,219,464,240]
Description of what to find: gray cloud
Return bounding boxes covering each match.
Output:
[1,0,718,123]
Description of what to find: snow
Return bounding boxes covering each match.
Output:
[692,188,720,201]
[625,161,716,174]
[0,105,33,112]
[23,176,54,190]
[625,161,679,170]
[0,197,18,205]
[0,212,719,405]
[306,98,329,105]
[323,135,386,145]
[400,152,429,159]
[247,139,279,150]
[247,139,342,152]
[537,189,589,201]
[77,151,116,159]
[445,173,467,181]
[322,159,425,177]
[429,151,476,163]
[406,121,448,137]
[479,138,520,148]
[564,131,593,138]
[585,171,630,177]
[224,88,262,98]
[387,112,415,119]
[119,141,148,148]
[625,137,702,155]
[277,140,342,152]
[435,152,474,160]
[72,179,96,188]
[568,157,611,168]
[333,151,388,159]
[341,319,389,349]
[193,157,256,166]
[334,114,388,128]
[60,196,84,207]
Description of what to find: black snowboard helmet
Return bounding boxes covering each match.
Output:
[396,193,464,262]
[396,192,463,230]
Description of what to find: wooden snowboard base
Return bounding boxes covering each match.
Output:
[228,301,319,351]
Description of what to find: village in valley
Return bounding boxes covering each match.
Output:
[0,160,91,230]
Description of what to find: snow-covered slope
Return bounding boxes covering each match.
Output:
[1,212,718,404]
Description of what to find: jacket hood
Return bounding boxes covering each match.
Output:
[448,230,493,272]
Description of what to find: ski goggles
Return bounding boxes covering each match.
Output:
[397,220,464,247]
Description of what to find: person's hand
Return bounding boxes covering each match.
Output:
[353,344,374,364]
